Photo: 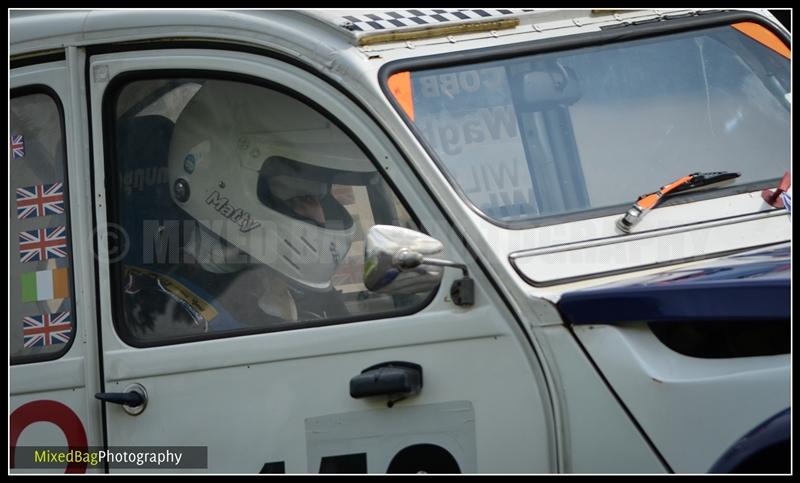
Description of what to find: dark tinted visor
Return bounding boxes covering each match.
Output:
[257,156,376,229]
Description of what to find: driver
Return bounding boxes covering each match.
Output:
[121,79,378,340]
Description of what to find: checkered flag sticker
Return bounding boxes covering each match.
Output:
[339,9,533,32]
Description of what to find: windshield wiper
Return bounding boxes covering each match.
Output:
[616,171,741,234]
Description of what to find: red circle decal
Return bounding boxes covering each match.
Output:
[10,400,88,473]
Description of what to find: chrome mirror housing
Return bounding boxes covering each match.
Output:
[363,225,445,294]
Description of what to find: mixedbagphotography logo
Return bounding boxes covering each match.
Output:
[13,446,208,469]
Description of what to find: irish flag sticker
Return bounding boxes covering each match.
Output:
[21,268,69,303]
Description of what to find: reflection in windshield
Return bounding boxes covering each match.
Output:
[402,24,790,224]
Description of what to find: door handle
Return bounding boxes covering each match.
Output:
[95,383,148,415]
[350,361,422,407]
[95,391,144,406]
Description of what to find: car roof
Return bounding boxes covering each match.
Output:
[13,9,771,58]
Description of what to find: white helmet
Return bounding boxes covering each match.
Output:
[167,80,375,290]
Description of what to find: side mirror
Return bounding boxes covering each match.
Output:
[522,61,581,110]
[364,225,474,306]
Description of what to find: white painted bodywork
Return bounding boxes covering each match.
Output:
[10,8,790,474]
[573,323,789,473]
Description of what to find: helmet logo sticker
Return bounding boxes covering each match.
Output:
[329,241,340,265]
[183,141,210,174]
[183,153,196,174]
[206,191,262,233]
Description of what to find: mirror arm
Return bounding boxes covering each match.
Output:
[385,245,473,306]
[400,252,473,306]
[394,249,469,277]
[420,257,469,278]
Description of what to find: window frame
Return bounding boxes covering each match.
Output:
[102,69,439,348]
[10,85,79,365]
[379,10,791,230]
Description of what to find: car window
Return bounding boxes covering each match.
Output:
[389,23,790,225]
[109,76,434,345]
[10,91,76,364]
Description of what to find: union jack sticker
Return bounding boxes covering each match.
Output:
[18,226,68,263]
[15,183,65,219]
[22,311,72,348]
[11,134,25,159]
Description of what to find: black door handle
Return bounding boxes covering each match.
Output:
[350,361,422,407]
[95,391,145,407]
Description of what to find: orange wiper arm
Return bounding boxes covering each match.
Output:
[616,171,741,234]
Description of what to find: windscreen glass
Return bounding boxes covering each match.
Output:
[390,23,790,225]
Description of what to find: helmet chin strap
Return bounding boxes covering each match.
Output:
[184,224,247,274]
[257,277,298,321]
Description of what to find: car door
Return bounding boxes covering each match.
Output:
[10,51,103,473]
[88,47,554,473]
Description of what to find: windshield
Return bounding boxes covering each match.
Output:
[389,23,790,226]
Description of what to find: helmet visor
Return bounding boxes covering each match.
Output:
[257,156,376,229]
